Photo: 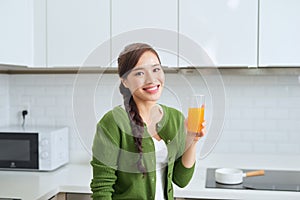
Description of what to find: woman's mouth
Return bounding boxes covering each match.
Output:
[143,85,160,94]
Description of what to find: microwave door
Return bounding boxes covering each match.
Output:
[0,133,38,170]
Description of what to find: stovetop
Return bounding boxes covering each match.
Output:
[206,168,300,192]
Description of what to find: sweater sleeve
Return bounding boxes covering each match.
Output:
[90,112,121,200]
[172,157,195,188]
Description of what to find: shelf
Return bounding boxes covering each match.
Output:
[1,64,300,76]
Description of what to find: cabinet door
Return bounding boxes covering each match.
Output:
[259,0,300,66]
[111,0,178,67]
[47,0,110,67]
[0,0,46,67]
[179,0,258,67]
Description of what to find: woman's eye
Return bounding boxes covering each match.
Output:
[135,71,144,76]
[153,67,161,72]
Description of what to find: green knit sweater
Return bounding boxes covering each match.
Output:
[90,104,195,200]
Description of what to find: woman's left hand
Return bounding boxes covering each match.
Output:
[184,119,207,142]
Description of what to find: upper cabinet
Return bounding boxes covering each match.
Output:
[3,0,300,69]
[111,0,178,67]
[179,0,258,67]
[0,0,47,67]
[259,0,300,67]
[47,0,110,67]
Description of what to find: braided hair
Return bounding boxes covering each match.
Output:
[118,43,161,174]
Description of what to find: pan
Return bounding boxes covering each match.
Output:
[215,168,265,185]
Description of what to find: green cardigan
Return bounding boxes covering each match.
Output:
[90,105,195,200]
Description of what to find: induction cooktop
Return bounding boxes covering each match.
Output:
[206,168,300,192]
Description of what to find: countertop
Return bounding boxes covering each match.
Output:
[0,154,300,200]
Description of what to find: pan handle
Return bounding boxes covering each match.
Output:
[245,170,265,177]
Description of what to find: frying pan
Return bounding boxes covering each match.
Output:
[215,168,265,185]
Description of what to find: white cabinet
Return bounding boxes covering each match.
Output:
[179,0,258,67]
[111,0,178,67]
[47,0,110,67]
[0,0,46,67]
[259,0,300,67]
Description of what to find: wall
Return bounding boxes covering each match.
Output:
[7,72,300,164]
[0,74,9,126]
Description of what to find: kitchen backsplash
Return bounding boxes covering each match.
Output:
[0,74,9,127]
[2,72,300,163]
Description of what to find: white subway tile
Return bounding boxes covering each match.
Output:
[218,131,242,142]
[228,97,254,107]
[45,106,67,117]
[24,86,46,95]
[253,120,278,131]
[241,86,266,97]
[289,132,300,143]
[240,108,265,119]
[240,131,265,143]
[253,143,277,154]
[253,98,278,107]
[265,108,289,120]
[277,75,299,85]
[289,108,300,119]
[277,120,300,131]
[288,86,300,97]
[277,144,300,154]
[211,142,230,153]
[264,131,289,143]
[228,142,253,153]
[264,86,289,97]
[34,96,56,106]
[225,119,254,131]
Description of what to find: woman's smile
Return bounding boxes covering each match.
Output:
[143,84,160,94]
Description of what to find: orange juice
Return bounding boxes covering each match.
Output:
[187,105,205,133]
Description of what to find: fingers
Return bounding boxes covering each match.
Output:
[187,123,206,142]
[185,118,207,141]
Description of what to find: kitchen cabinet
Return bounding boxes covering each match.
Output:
[0,0,47,67]
[111,0,178,67]
[259,0,300,67]
[47,0,110,67]
[179,0,258,67]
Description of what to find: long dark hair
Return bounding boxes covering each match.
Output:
[118,43,161,174]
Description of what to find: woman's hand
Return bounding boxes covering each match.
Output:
[184,119,207,142]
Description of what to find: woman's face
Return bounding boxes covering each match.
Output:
[122,51,165,104]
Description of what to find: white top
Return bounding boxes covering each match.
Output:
[152,137,168,200]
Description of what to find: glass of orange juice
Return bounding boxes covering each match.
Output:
[187,95,205,133]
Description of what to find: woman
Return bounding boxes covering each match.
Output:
[90,43,206,200]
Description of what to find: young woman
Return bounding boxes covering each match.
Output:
[90,43,206,200]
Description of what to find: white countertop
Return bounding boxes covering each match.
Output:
[0,154,300,200]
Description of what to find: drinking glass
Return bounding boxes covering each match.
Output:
[187,95,205,133]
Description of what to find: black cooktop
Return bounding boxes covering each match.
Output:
[206,168,300,192]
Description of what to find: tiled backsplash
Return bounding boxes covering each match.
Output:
[0,74,9,127]
[2,72,300,163]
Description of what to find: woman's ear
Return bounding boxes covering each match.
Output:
[121,78,128,88]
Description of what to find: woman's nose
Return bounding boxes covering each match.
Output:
[145,72,156,83]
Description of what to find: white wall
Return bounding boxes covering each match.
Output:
[0,74,9,126]
[7,72,300,164]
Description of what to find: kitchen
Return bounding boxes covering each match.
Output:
[1,0,300,199]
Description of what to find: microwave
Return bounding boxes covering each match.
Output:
[0,126,69,171]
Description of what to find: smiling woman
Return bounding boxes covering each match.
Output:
[122,60,165,107]
[90,43,206,200]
